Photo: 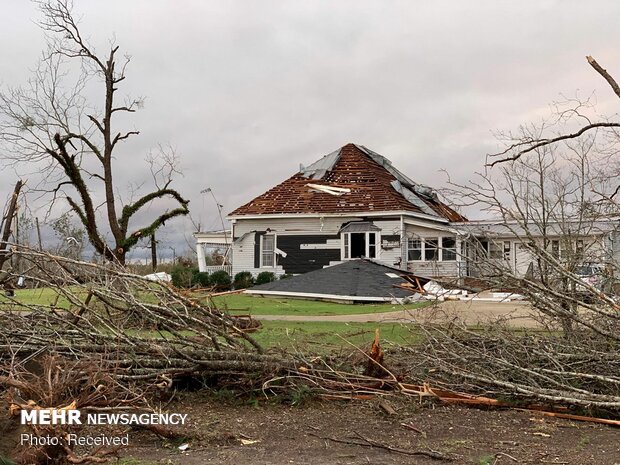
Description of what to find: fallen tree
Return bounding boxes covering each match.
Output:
[421,55,620,418]
[0,246,292,463]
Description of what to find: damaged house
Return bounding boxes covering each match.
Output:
[196,143,466,278]
[195,143,620,290]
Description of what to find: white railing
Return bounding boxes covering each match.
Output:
[204,265,232,275]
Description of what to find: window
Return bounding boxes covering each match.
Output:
[261,235,275,267]
[350,233,366,258]
[489,241,503,259]
[341,232,379,259]
[551,240,560,259]
[425,238,438,261]
[575,239,584,259]
[442,237,457,261]
[407,237,457,261]
[368,233,377,258]
[407,239,422,261]
[503,241,511,261]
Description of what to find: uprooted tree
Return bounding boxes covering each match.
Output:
[414,56,620,414]
[0,0,189,265]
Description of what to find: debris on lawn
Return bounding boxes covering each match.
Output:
[363,328,386,378]
[245,259,433,303]
[307,430,451,461]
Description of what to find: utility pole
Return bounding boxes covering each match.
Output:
[35,217,43,251]
[150,233,158,272]
[14,204,20,273]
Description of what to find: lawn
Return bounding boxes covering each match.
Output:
[0,286,87,309]
[210,293,427,316]
[1,287,425,352]
[251,320,420,351]
[2,288,427,317]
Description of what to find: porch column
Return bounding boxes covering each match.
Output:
[196,242,207,272]
[456,238,463,277]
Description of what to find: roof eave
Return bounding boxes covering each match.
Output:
[227,210,449,223]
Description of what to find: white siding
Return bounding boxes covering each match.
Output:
[231,231,285,278]
[372,219,402,267]
[403,223,463,278]
[230,216,407,275]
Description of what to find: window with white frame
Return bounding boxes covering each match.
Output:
[425,238,439,260]
[488,241,503,259]
[407,239,422,261]
[503,241,511,261]
[407,237,457,261]
[575,239,584,259]
[261,235,275,267]
[341,232,379,259]
[442,237,457,261]
[551,240,560,259]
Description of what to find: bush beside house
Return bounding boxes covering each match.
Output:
[233,271,254,289]
[171,266,195,288]
[256,271,277,285]
[171,267,285,290]
[210,270,232,290]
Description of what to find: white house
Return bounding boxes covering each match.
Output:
[197,143,466,278]
[195,144,620,280]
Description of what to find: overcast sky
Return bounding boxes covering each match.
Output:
[1,1,620,260]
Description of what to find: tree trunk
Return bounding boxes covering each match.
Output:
[0,181,23,271]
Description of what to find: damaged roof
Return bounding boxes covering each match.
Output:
[245,259,429,302]
[229,143,465,221]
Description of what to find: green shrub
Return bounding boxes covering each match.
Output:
[233,271,254,289]
[210,270,232,290]
[256,271,276,285]
[279,273,294,280]
[191,270,210,287]
[171,265,194,288]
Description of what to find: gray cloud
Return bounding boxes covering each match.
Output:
[1,0,620,260]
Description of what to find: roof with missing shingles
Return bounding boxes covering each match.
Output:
[229,143,465,221]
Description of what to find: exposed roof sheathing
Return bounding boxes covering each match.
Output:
[230,143,465,221]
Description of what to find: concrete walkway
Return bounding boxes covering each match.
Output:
[253,300,541,328]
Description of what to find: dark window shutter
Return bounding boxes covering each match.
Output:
[254,232,265,268]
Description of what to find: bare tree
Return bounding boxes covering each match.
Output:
[487,56,620,182]
[415,57,620,412]
[0,1,189,265]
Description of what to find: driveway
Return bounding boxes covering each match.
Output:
[253,299,541,328]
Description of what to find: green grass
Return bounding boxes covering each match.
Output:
[1,287,425,352]
[2,287,428,318]
[0,286,87,309]
[211,294,428,316]
[476,455,495,465]
[251,321,421,351]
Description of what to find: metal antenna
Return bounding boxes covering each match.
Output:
[200,188,228,246]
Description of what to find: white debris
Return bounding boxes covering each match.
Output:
[423,280,466,297]
[305,183,351,196]
[143,272,172,282]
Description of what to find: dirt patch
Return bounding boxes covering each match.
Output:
[119,395,620,465]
